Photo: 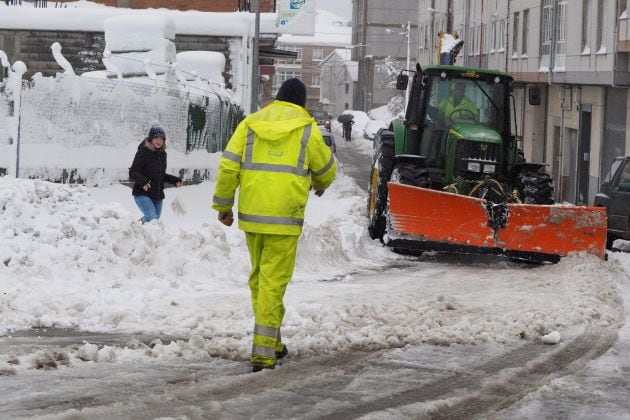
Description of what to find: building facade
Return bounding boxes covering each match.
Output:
[275,10,351,112]
[351,0,419,112]
[417,0,630,205]
[319,49,357,116]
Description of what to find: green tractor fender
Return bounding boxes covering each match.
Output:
[391,119,406,156]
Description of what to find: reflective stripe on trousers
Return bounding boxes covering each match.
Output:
[246,232,299,367]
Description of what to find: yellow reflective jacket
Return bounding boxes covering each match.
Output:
[212,100,337,235]
[438,95,479,121]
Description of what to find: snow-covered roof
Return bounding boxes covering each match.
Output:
[320,49,358,81]
[279,9,351,47]
[0,3,278,37]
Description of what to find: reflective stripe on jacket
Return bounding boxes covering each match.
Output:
[212,100,337,235]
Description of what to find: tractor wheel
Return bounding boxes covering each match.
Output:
[367,131,395,241]
[391,162,430,188]
[515,170,555,205]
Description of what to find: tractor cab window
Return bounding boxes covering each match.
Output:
[426,77,506,130]
[418,75,507,168]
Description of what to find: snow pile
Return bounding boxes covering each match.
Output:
[0,174,385,341]
[0,149,627,365]
[176,51,226,86]
[104,15,177,77]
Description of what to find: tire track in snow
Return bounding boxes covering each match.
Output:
[324,326,618,419]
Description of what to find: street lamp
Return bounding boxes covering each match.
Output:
[401,21,411,112]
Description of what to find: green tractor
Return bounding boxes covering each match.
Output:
[367,64,606,261]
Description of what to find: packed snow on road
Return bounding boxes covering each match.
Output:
[1,140,630,418]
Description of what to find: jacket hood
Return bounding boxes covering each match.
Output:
[140,138,166,152]
[245,101,314,143]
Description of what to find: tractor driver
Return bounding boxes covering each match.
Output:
[438,81,479,123]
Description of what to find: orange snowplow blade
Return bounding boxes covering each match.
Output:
[387,182,607,260]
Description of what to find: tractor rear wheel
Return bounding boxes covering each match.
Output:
[367,131,395,241]
[515,170,555,205]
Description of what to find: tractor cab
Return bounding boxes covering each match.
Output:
[396,65,515,192]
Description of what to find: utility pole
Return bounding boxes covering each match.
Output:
[250,0,260,113]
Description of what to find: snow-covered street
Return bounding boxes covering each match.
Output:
[1,137,630,418]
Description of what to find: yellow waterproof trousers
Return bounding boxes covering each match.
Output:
[245,232,299,367]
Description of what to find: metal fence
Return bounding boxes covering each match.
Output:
[187,94,244,153]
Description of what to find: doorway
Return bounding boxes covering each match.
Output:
[577,106,591,205]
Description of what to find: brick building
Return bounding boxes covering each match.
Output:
[275,10,351,112]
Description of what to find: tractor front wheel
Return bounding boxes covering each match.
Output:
[367,131,395,241]
[515,170,555,205]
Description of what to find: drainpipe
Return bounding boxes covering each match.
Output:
[464,0,470,66]
[479,0,484,68]
[613,0,619,87]
[506,0,511,72]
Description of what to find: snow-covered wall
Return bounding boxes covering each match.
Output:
[0,73,243,185]
[20,74,189,151]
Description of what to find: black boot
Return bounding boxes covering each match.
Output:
[275,344,288,360]
[252,363,275,373]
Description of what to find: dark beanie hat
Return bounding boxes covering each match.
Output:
[276,78,307,107]
[148,123,166,140]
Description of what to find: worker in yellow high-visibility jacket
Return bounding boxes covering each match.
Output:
[438,81,479,122]
[212,78,337,372]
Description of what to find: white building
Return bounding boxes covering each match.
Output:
[319,49,357,116]
[417,0,630,205]
[275,10,351,111]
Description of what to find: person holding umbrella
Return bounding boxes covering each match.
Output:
[337,114,354,142]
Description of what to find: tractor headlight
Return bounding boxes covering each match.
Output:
[483,164,496,173]
[467,162,481,172]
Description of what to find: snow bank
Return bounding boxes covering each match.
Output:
[0,168,626,366]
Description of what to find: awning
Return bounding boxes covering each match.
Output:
[259,48,298,59]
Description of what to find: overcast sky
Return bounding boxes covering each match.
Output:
[316,0,351,19]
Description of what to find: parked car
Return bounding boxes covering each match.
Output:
[362,119,388,140]
[309,110,332,132]
[594,156,630,248]
[321,132,336,154]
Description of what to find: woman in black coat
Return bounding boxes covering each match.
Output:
[129,124,182,223]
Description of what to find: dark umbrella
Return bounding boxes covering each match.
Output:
[337,114,354,124]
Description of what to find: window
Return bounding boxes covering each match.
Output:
[468,26,475,56]
[582,0,593,53]
[490,20,497,51]
[521,9,529,54]
[312,49,324,61]
[541,0,554,67]
[475,26,481,55]
[419,25,425,49]
[273,71,301,91]
[345,83,350,94]
[498,19,505,50]
[312,75,321,87]
[621,0,628,18]
[513,12,519,57]
[344,103,349,110]
[556,0,567,59]
[279,44,302,61]
[596,0,606,52]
